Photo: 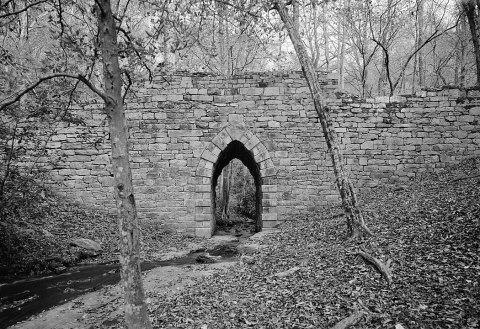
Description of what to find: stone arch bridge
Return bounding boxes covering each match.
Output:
[44,71,480,237]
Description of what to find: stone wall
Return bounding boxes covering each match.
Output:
[329,90,480,187]
[41,71,480,237]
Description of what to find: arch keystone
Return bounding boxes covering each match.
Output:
[225,125,246,141]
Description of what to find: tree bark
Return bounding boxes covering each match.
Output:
[293,0,300,32]
[337,0,348,90]
[221,163,232,221]
[417,0,425,88]
[95,1,152,328]
[462,0,480,86]
[273,1,372,238]
[321,1,330,71]
[357,250,393,286]
[456,12,467,87]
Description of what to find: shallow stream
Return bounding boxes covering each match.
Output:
[0,245,238,329]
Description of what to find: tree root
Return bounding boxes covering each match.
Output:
[357,250,393,286]
[331,309,366,329]
[449,173,480,183]
[352,220,374,239]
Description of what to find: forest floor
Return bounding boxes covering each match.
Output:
[3,156,480,328]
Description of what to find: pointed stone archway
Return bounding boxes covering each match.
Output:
[194,115,277,238]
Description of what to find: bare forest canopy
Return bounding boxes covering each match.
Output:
[0,0,478,104]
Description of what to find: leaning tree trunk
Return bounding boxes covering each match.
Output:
[96,1,152,328]
[274,1,372,238]
[462,0,480,86]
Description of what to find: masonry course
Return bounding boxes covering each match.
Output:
[40,71,480,237]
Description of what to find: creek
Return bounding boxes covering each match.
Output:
[0,245,238,329]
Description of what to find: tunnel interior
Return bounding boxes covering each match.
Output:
[211,141,262,234]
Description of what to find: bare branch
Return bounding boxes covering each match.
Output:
[116,26,153,82]
[0,74,110,111]
[0,0,48,19]
[122,70,132,103]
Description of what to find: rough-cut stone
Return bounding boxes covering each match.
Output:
[70,238,102,252]
[32,71,479,237]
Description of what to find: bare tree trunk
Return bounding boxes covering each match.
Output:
[216,2,234,220]
[274,1,372,238]
[321,1,330,71]
[378,52,386,95]
[221,162,233,221]
[361,2,370,97]
[338,0,348,90]
[96,1,151,328]
[217,1,227,75]
[462,0,480,86]
[456,12,467,87]
[293,0,300,32]
[417,0,425,87]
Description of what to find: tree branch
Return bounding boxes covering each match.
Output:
[116,26,153,82]
[0,74,110,111]
[391,19,460,92]
[0,0,48,19]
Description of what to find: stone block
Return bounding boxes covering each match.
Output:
[239,130,254,145]
[259,157,274,169]
[264,87,280,95]
[195,184,210,192]
[196,167,211,178]
[195,227,212,238]
[225,125,246,141]
[194,109,206,117]
[268,121,281,128]
[252,143,268,158]
[195,199,210,207]
[262,184,277,192]
[360,141,374,149]
[459,115,475,122]
[261,167,277,178]
[200,149,217,163]
[469,107,480,116]
[262,213,278,222]
[167,94,183,102]
[245,135,261,150]
[181,77,193,88]
[192,95,214,102]
[152,95,167,102]
[212,129,233,150]
[452,130,468,139]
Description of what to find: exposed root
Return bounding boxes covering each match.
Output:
[331,309,366,329]
[449,173,480,183]
[357,249,393,286]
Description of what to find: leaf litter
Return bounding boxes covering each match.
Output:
[2,157,479,328]
[149,157,479,328]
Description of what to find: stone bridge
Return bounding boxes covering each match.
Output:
[44,71,480,237]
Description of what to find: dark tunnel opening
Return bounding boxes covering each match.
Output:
[211,141,262,235]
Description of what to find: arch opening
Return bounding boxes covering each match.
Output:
[211,141,262,235]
